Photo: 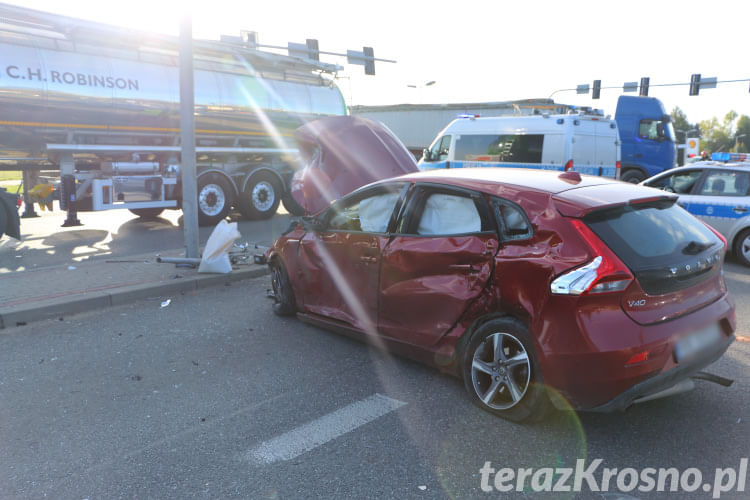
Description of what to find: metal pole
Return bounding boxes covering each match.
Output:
[179,14,200,259]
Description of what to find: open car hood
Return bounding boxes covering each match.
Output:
[291,116,418,214]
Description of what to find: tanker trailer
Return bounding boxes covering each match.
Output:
[0,3,347,229]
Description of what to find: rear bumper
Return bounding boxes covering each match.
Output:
[587,334,734,413]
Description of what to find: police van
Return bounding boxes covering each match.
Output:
[418,109,621,178]
[641,152,750,266]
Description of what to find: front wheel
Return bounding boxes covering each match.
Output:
[270,259,296,316]
[238,173,281,220]
[462,318,550,422]
[197,173,234,226]
[733,228,750,267]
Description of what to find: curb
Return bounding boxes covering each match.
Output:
[0,265,269,330]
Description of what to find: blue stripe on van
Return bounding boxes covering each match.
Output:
[418,161,617,178]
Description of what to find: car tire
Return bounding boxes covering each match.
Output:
[238,172,281,220]
[128,208,164,219]
[621,170,646,184]
[270,259,296,316]
[462,317,551,422]
[197,173,234,226]
[733,228,750,267]
[282,193,306,216]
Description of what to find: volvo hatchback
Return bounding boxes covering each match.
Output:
[267,168,736,422]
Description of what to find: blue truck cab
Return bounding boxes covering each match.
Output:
[615,95,677,183]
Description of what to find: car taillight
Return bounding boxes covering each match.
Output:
[564,159,574,172]
[701,220,727,251]
[615,161,621,180]
[550,219,634,295]
[16,197,22,207]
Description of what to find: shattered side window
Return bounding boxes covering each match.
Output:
[493,199,533,240]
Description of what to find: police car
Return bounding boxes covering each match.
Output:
[641,152,750,266]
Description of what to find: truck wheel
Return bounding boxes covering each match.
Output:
[462,317,551,422]
[282,193,305,216]
[238,172,281,220]
[621,170,646,184]
[128,208,164,219]
[197,173,234,226]
[733,228,750,267]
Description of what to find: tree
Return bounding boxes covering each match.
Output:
[700,111,737,153]
[735,115,750,153]
[670,106,700,142]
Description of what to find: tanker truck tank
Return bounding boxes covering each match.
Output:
[0,2,348,225]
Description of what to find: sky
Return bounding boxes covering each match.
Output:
[5,0,750,127]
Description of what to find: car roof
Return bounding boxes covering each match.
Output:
[382,168,675,217]
[391,167,616,195]
[656,161,750,174]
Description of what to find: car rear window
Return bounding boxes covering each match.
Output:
[583,200,720,273]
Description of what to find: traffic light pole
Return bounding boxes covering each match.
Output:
[179,15,200,260]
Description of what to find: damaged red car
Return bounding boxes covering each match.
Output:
[266,168,736,422]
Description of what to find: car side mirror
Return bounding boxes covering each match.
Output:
[422,148,432,161]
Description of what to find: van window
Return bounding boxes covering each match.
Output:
[454,134,544,163]
[425,135,451,162]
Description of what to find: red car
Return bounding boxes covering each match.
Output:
[266,168,736,422]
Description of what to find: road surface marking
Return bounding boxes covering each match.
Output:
[247,393,406,464]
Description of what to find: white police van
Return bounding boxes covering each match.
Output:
[641,152,750,266]
[418,109,621,178]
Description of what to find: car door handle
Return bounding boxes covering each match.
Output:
[359,256,377,264]
[449,264,479,273]
[733,206,748,214]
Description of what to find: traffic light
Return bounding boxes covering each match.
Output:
[363,47,375,75]
[639,77,650,96]
[690,74,701,96]
[592,80,601,99]
[306,39,319,61]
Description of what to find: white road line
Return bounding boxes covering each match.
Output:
[247,393,407,464]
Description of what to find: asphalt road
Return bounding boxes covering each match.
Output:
[0,273,748,500]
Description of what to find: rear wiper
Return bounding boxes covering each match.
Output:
[682,240,711,255]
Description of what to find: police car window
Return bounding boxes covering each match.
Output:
[454,134,544,163]
[699,171,750,197]
[647,169,703,194]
